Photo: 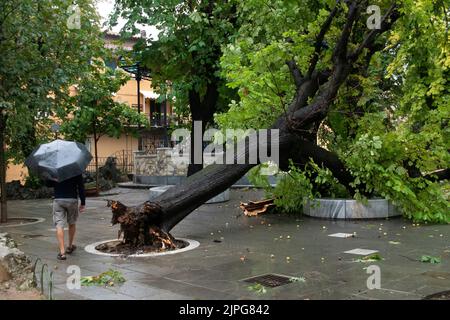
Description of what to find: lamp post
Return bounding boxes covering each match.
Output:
[119,58,151,151]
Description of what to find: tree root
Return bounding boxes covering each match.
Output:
[106,200,178,250]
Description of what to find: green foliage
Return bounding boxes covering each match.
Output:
[217,0,450,223]
[420,255,441,264]
[337,128,449,223]
[0,0,103,163]
[246,283,267,295]
[80,269,126,287]
[249,159,349,214]
[60,61,148,143]
[110,0,240,128]
[247,165,272,190]
[271,164,314,214]
[355,253,384,263]
[23,174,44,189]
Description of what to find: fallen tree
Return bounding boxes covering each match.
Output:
[108,2,374,245]
[108,1,449,248]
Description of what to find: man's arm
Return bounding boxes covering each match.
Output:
[77,175,86,209]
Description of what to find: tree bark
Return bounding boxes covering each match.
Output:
[0,113,7,223]
[187,81,219,176]
[93,120,99,195]
[187,91,204,176]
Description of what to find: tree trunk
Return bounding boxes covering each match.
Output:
[109,128,356,249]
[93,121,99,195]
[0,115,7,223]
[187,80,219,176]
[187,117,204,176]
[187,90,205,176]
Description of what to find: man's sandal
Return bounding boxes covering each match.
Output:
[66,245,77,254]
[57,253,66,260]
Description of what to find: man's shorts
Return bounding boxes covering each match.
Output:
[53,199,79,228]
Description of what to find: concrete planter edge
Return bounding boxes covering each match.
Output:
[303,198,402,219]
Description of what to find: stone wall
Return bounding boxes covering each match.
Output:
[134,148,225,177]
[135,148,188,177]
[0,233,36,291]
[133,147,279,186]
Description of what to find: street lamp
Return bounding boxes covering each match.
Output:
[119,58,151,151]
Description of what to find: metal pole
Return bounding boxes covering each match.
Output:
[136,64,143,151]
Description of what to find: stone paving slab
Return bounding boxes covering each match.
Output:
[1,188,449,300]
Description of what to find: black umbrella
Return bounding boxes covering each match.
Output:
[25,140,93,182]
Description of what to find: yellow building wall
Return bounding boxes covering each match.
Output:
[115,79,151,113]
[90,78,171,158]
[91,134,139,158]
[6,164,28,183]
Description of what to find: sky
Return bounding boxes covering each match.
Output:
[95,0,159,38]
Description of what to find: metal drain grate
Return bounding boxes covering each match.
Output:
[243,274,292,288]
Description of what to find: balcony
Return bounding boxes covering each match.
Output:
[131,103,170,128]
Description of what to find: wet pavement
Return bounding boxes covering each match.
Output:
[1,188,449,300]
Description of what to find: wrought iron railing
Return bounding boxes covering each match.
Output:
[86,150,134,174]
[32,258,54,300]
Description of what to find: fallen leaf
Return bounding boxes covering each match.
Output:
[420,255,441,264]
[355,253,384,263]
[289,276,306,283]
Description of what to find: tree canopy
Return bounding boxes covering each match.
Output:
[0,0,103,222]
[109,0,242,174]
[216,0,449,223]
[110,0,239,115]
[0,0,103,162]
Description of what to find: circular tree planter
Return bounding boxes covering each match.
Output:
[303,198,401,219]
[84,238,200,257]
[0,217,45,228]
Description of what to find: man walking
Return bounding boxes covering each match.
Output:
[47,174,86,260]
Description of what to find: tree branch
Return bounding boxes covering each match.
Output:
[349,3,400,61]
[332,0,360,63]
[422,169,450,182]
[307,1,341,77]
[286,60,303,88]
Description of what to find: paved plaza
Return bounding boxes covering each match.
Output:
[1,188,449,300]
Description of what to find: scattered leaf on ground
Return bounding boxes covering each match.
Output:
[420,255,441,264]
[289,276,306,283]
[355,253,384,263]
[80,269,126,287]
[247,283,267,294]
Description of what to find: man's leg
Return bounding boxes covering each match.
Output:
[53,200,66,255]
[68,224,76,247]
[66,199,79,250]
[56,227,65,255]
